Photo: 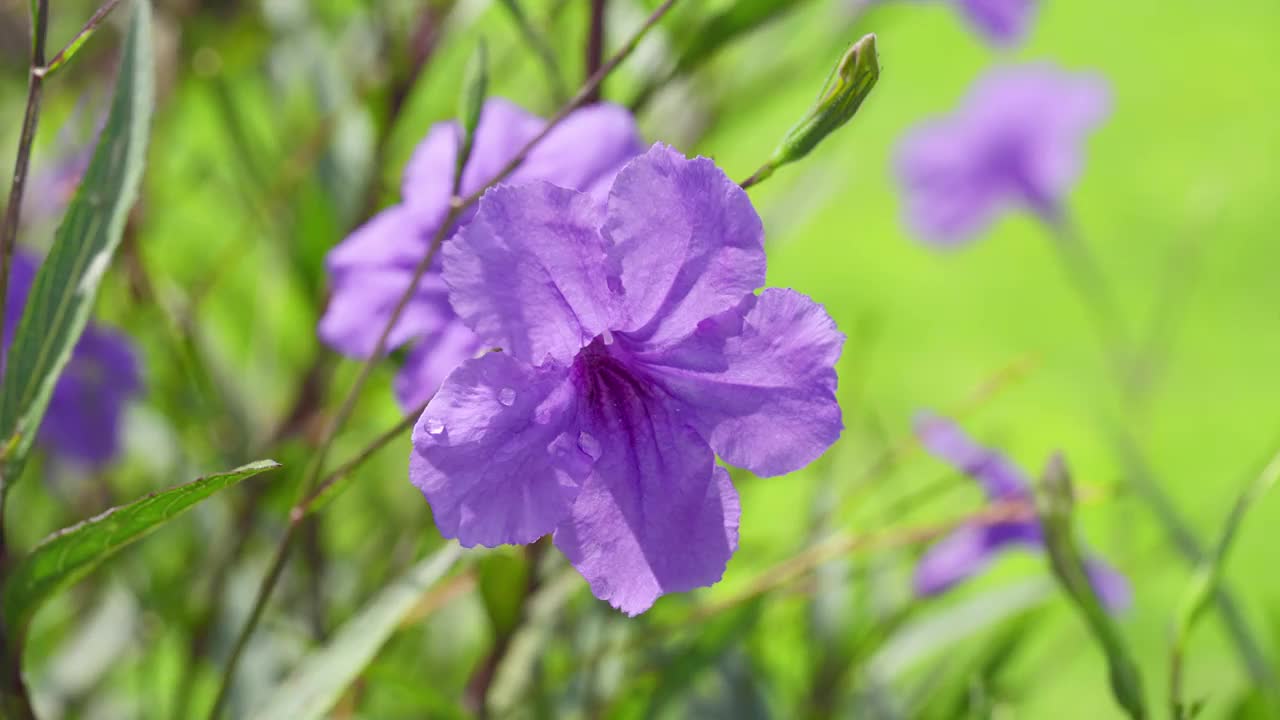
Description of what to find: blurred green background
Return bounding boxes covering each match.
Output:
[3,0,1280,717]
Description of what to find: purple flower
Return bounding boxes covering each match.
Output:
[411,145,844,615]
[912,412,1131,612]
[320,98,645,410]
[951,0,1036,47]
[895,64,1110,246]
[4,252,141,467]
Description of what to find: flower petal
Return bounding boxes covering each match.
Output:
[914,523,998,596]
[39,324,141,466]
[445,182,615,364]
[319,265,451,358]
[956,0,1036,47]
[1083,555,1132,613]
[410,352,590,547]
[914,412,1032,500]
[516,103,645,199]
[401,98,541,212]
[604,144,766,347]
[553,395,739,616]
[325,205,433,276]
[639,288,843,477]
[915,520,1041,596]
[401,99,642,210]
[393,319,482,410]
[895,117,1009,245]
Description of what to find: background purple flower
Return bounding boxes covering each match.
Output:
[912,412,1131,612]
[952,0,1036,47]
[411,145,844,615]
[3,252,141,467]
[320,98,645,410]
[895,64,1111,246]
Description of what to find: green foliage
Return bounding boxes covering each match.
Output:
[1169,450,1280,718]
[0,0,153,489]
[247,544,461,720]
[2,460,279,639]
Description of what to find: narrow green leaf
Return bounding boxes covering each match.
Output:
[0,0,153,488]
[453,38,489,195]
[478,552,530,638]
[1169,449,1280,719]
[248,544,462,720]
[2,460,280,637]
[1112,429,1280,693]
[495,0,566,104]
[1038,454,1148,720]
[675,0,815,76]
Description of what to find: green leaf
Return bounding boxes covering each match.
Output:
[1,460,279,637]
[0,0,153,488]
[674,0,815,77]
[248,544,463,720]
[1169,449,1280,719]
[453,38,489,192]
[478,551,530,638]
[1112,430,1280,695]
[1037,454,1148,720]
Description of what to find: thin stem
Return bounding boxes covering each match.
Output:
[496,0,568,105]
[0,0,50,395]
[0,4,49,717]
[42,0,121,76]
[585,0,607,103]
[205,401,426,719]
[1045,218,1131,389]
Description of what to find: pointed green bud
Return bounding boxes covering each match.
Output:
[743,33,880,189]
[1037,455,1149,720]
[454,38,489,195]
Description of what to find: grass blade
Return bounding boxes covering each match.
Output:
[247,544,463,720]
[1169,448,1280,719]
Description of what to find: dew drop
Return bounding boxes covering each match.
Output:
[498,387,516,407]
[577,431,602,460]
[424,418,445,436]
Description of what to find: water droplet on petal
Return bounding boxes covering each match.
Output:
[577,431,602,460]
[424,418,445,436]
[498,387,516,407]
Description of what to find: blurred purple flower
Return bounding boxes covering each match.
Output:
[320,98,645,410]
[913,412,1131,612]
[411,145,844,615]
[951,0,1036,47]
[3,252,141,467]
[895,64,1111,246]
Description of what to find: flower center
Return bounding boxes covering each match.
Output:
[572,334,653,427]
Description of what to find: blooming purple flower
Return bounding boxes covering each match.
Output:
[895,64,1110,246]
[320,98,645,410]
[4,252,141,467]
[411,145,844,615]
[951,0,1036,47]
[912,412,1130,612]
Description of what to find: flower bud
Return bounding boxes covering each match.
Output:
[745,34,880,188]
